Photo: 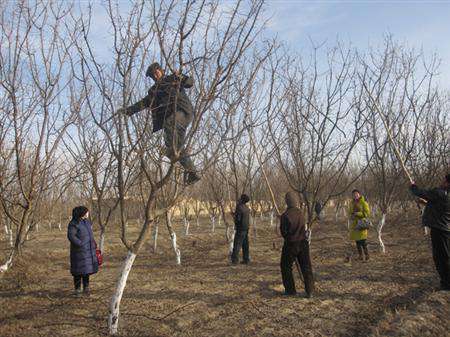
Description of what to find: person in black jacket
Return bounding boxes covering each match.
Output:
[67,206,99,297]
[280,191,314,297]
[117,62,200,185]
[410,174,450,290]
[231,194,251,265]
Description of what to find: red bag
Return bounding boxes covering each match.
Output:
[94,240,103,266]
[96,248,103,266]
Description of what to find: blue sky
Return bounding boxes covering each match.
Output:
[84,0,450,90]
[265,0,450,89]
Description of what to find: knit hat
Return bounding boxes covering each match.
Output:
[145,62,162,80]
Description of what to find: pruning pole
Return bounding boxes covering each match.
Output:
[361,79,414,184]
[247,125,304,284]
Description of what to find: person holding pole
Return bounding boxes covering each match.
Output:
[410,174,450,291]
[280,192,314,297]
[116,62,200,185]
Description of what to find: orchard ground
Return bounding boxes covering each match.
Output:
[1,211,449,337]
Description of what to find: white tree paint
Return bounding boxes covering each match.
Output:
[152,222,159,253]
[218,216,221,228]
[228,229,235,255]
[170,231,181,265]
[0,250,14,273]
[377,213,386,253]
[252,215,257,238]
[99,230,106,253]
[108,251,136,335]
[184,220,190,236]
[211,216,215,233]
[270,211,274,228]
[166,213,181,264]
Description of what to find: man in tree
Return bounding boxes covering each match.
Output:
[280,191,314,297]
[231,194,251,265]
[410,174,450,291]
[117,62,200,185]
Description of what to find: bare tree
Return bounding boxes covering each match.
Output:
[0,1,76,272]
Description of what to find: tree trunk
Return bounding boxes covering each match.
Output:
[166,213,181,265]
[377,213,386,253]
[211,216,215,233]
[184,219,190,236]
[99,227,106,252]
[0,249,15,273]
[270,211,274,228]
[108,250,136,335]
[152,222,159,253]
[228,228,235,254]
[252,214,257,239]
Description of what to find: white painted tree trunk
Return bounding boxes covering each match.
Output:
[228,229,235,255]
[99,229,106,252]
[58,223,62,231]
[270,211,274,228]
[377,213,386,253]
[184,220,190,236]
[211,216,215,233]
[108,251,136,335]
[0,250,15,273]
[36,223,39,232]
[48,222,52,230]
[252,215,257,238]
[334,207,340,223]
[218,216,221,228]
[196,217,200,228]
[152,223,159,253]
[424,226,429,236]
[170,232,181,265]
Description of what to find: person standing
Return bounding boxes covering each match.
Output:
[280,191,314,297]
[348,189,371,261]
[117,62,200,185]
[231,194,251,265]
[410,174,450,291]
[67,206,99,297]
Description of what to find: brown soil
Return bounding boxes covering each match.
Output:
[1,213,449,337]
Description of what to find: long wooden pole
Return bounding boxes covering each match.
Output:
[246,124,304,284]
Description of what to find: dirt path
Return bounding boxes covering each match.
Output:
[1,214,449,337]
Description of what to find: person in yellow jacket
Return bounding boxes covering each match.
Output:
[348,189,371,261]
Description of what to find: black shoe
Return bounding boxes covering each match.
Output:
[83,287,91,297]
[283,291,297,297]
[231,260,239,265]
[185,171,201,185]
[240,261,250,265]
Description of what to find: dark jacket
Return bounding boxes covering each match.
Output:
[67,219,99,275]
[411,185,450,232]
[280,207,307,242]
[234,203,250,232]
[125,74,194,132]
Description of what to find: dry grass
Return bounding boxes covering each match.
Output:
[0,213,449,337]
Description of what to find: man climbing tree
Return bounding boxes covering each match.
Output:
[117,62,200,185]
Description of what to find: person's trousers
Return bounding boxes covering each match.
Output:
[231,230,249,263]
[280,240,314,295]
[430,228,450,290]
[163,111,196,172]
[73,274,90,290]
[356,239,369,257]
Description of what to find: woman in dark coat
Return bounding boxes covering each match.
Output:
[67,206,98,296]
